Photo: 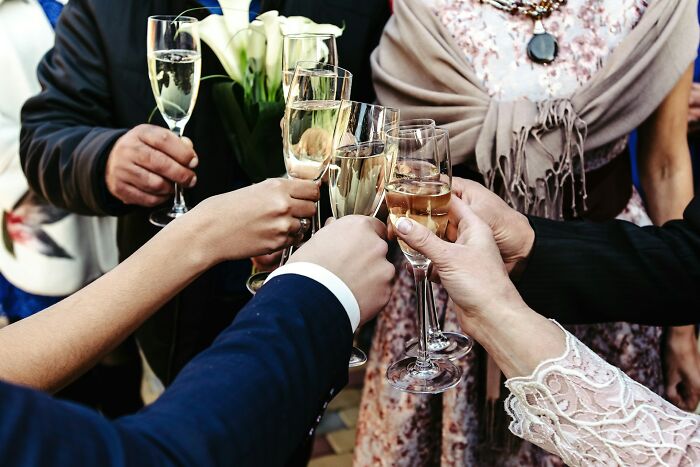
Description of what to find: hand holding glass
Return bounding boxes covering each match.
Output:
[146,15,201,227]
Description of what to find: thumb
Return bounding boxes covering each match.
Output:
[395,217,449,265]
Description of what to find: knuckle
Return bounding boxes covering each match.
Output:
[274,198,292,216]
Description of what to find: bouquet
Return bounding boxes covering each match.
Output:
[199,0,343,182]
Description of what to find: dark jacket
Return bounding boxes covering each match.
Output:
[520,198,700,326]
[0,274,351,467]
[20,0,253,384]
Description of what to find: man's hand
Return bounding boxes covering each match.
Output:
[450,178,534,276]
[289,216,395,324]
[185,178,320,263]
[106,124,199,207]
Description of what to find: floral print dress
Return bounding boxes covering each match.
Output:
[355,0,662,465]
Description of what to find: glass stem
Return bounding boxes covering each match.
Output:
[171,127,187,214]
[426,282,441,337]
[412,264,432,369]
[311,201,321,234]
[279,246,292,267]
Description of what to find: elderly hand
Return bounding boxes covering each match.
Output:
[106,124,199,207]
[393,198,525,323]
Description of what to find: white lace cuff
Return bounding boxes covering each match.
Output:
[504,321,700,466]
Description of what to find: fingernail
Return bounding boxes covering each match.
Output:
[189,175,197,188]
[188,157,199,169]
[396,217,413,234]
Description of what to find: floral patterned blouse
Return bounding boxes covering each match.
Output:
[433,0,649,102]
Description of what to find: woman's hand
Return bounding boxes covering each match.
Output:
[664,325,700,412]
[184,178,319,265]
[394,197,523,321]
[394,197,565,378]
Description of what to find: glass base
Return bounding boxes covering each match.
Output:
[405,332,473,361]
[246,271,271,295]
[149,206,188,227]
[349,346,367,368]
[386,356,462,394]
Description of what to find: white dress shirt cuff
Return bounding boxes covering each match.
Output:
[266,262,360,332]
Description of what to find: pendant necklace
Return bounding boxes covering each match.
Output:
[479,0,566,64]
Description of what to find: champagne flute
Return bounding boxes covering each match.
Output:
[147,15,202,227]
[246,38,339,294]
[282,33,337,102]
[329,100,400,366]
[384,126,462,394]
[259,62,352,279]
[404,129,473,361]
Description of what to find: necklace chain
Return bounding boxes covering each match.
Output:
[479,0,567,19]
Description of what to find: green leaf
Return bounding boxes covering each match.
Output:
[212,81,286,182]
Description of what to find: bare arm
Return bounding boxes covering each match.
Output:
[637,64,694,224]
[0,179,319,393]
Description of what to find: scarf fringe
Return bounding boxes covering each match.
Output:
[486,99,588,219]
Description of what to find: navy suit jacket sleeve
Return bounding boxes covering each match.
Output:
[0,274,352,466]
[518,198,700,326]
[20,0,128,216]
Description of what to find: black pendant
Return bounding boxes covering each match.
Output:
[527,20,558,64]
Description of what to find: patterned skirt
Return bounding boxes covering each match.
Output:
[354,189,663,466]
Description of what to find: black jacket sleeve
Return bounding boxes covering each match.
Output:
[0,274,352,466]
[518,198,700,326]
[20,0,128,216]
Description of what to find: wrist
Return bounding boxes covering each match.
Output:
[509,213,535,278]
[458,292,530,342]
[167,206,220,273]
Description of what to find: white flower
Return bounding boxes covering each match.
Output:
[198,5,343,102]
[258,11,283,96]
[248,21,267,73]
[199,14,246,83]
[280,16,343,37]
[218,0,252,37]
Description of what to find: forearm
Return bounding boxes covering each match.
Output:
[641,154,693,224]
[504,324,700,467]
[0,213,213,392]
[461,300,566,379]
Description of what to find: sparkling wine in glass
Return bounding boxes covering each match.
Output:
[384,126,462,394]
[328,100,400,366]
[245,62,351,295]
[403,129,473,361]
[282,34,337,102]
[147,15,201,227]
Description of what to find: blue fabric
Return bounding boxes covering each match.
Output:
[196,0,261,20]
[0,273,62,322]
[0,274,351,466]
[36,0,64,29]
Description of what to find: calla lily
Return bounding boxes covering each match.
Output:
[199,14,245,83]
[280,16,343,37]
[199,6,342,103]
[247,21,267,74]
[218,0,251,37]
[258,11,283,97]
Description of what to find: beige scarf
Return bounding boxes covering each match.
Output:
[372,0,699,218]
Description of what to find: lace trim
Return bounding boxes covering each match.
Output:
[504,321,700,466]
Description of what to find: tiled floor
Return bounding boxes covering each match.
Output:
[309,366,365,467]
